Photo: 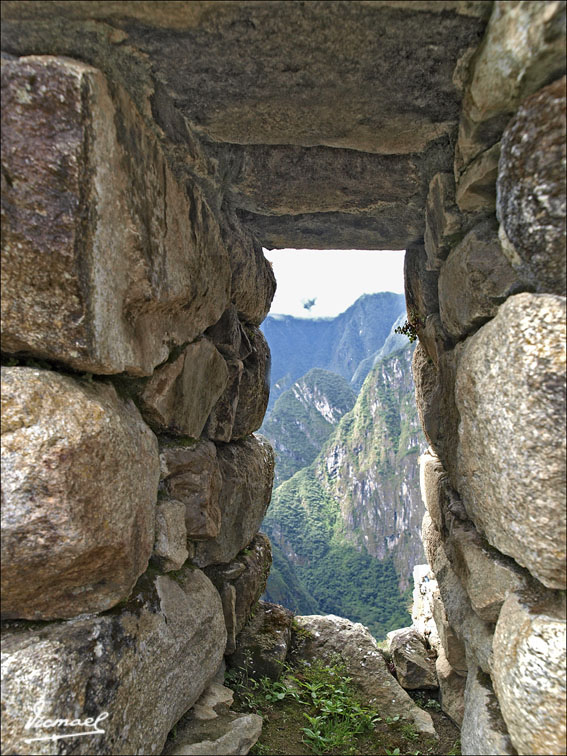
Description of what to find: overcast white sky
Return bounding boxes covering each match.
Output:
[263,248,406,318]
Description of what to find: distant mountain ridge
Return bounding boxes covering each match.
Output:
[261,292,406,410]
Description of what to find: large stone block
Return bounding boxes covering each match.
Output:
[455,142,500,212]
[423,514,494,675]
[0,55,230,375]
[455,293,566,589]
[461,667,516,756]
[206,533,272,654]
[220,210,276,327]
[388,627,438,690]
[204,359,244,442]
[412,343,462,478]
[424,172,463,270]
[231,327,271,440]
[153,499,190,573]
[443,508,527,623]
[493,588,566,755]
[0,567,226,755]
[497,76,567,296]
[228,601,294,681]
[436,647,466,726]
[431,590,467,675]
[136,339,229,437]
[404,241,440,336]
[1,367,159,620]
[420,449,449,532]
[159,440,222,541]
[456,0,566,172]
[438,218,522,340]
[193,436,275,567]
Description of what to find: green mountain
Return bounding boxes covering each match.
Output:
[261,292,406,410]
[262,342,427,640]
[261,368,357,487]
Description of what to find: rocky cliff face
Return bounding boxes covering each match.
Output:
[1,2,565,755]
[261,368,357,487]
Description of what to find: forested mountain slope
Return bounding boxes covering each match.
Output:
[262,342,427,639]
[261,368,357,486]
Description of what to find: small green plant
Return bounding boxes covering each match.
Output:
[424,698,441,711]
[385,748,400,755]
[401,722,419,741]
[394,308,424,343]
[447,738,462,756]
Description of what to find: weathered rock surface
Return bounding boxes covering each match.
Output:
[420,449,449,532]
[432,590,467,675]
[228,601,294,681]
[436,647,466,726]
[137,340,229,437]
[153,499,190,572]
[206,533,272,654]
[231,327,271,440]
[455,293,567,589]
[497,76,567,296]
[1,367,159,620]
[164,712,262,756]
[294,615,437,736]
[456,141,500,212]
[1,567,226,755]
[461,667,516,756]
[205,359,245,442]
[424,172,463,270]
[438,218,522,340]
[423,514,494,674]
[388,627,438,690]
[160,441,222,541]
[0,55,230,375]
[193,436,275,567]
[220,211,276,327]
[191,682,234,722]
[0,1,490,250]
[443,507,527,623]
[457,0,566,172]
[206,306,253,362]
[493,588,567,755]
[404,241,441,363]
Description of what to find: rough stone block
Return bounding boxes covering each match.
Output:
[193,436,275,567]
[1,567,226,755]
[220,210,276,326]
[0,56,230,375]
[153,499,190,572]
[461,667,516,756]
[206,533,272,654]
[438,218,522,340]
[403,242,440,362]
[443,508,527,623]
[204,359,244,442]
[137,339,229,438]
[1,367,159,620]
[159,441,222,541]
[420,449,448,532]
[431,590,467,675]
[423,513,494,674]
[424,172,463,271]
[412,343,462,478]
[456,142,500,212]
[388,627,438,690]
[456,0,566,172]
[493,588,567,755]
[205,306,252,362]
[497,76,566,296]
[231,327,271,440]
[228,601,293,681]
[164,712,263,756]
[436,647,466,726]
[455,293,566,589]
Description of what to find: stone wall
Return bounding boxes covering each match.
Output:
[411,4,566,754]
[1,54,276,755]
[1,2,565,755]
